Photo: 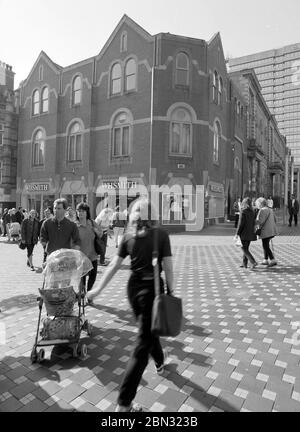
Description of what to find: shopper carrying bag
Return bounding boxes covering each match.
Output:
[151,227,182,337]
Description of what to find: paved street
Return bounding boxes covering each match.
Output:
[1,222,300,412]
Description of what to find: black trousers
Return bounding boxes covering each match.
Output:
[82,260,98,291]
[117,275,164,407]
[262,237,274,261]
[241,240,256,267]
[289,213,298,226]
[99,232,108,263]
[26,243,35,258]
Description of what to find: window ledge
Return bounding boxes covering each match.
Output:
[169,153,192,159]
[174,84,190,90]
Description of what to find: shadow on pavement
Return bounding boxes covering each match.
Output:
[0,294,39,314]
[0,354,73,412]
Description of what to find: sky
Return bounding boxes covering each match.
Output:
[1,0,300,87]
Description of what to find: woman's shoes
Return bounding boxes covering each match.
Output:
[261,260,269,265]
[31,266,35,271]
[115,403,143,412]
[250,262,258,270]
[268,260,277,267]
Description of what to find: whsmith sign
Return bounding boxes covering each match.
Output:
[25,183,49,192]
[101,181,138,189]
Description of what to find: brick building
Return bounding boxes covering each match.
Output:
[0,61,18,212]
[16,15,286,226]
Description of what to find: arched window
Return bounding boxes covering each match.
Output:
[213,121,221,163]
[72,76,82,105]
[41,87,49,113]
[32,90,40,115]
[68,122,82,161]
[170,108,192,155]
[218,77,223,105]
[111,63,122,95]
[32,130,45,166]
[112,112,131,157]
[213,71,218,102]
[121,32,127,52]
[175,52,189,86]
[125,59,136,92]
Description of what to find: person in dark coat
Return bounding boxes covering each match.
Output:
[15,207,24,225]
[235,197,258,270]
[21,209,40,270]
[288,194,299,227]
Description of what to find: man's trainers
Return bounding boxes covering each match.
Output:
[261,260,269,265]
[268,260,277,267]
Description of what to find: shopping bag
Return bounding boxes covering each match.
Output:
[151,293,182,337]
[234,236,242,247]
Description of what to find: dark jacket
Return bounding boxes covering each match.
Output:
[288,198,300,215]
[21,217,40,245]
[236,208,257,241]
[15,211,24,225]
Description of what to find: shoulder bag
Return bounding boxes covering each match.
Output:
[151,227,183,337]
[255,210,271,236]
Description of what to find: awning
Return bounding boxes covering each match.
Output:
[61,180,87,195]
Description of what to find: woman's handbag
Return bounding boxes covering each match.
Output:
[255,210,271,237]
[151,228,183,337]
[18,240,26,250]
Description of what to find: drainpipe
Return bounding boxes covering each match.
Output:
[149,37,156,187]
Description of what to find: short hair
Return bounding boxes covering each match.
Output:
[76,202,91,220]
[241,197,252,210]
[128,198,158,232]
[54,198,68,210]
[256,197,267,209]
[45,206,53,215]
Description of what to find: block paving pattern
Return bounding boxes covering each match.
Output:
[1,224,300,412]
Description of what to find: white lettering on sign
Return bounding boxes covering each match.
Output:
[26,183,49,192]
[102,182,137,189]
[210,184,224,193]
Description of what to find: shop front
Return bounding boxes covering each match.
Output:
[95,176,146,215]
[205,181,225,220]
[21,182,55,219]
[60,180,88,210]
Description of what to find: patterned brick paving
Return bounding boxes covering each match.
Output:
[0,223,300,412]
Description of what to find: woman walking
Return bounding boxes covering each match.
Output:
[76,202,102,293]
[111,206,126,248]
[20,209,40,270]
[235,197,258,270]
[87,199,175,412]
[255,197,278,267]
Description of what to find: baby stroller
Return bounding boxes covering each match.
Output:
[9,222,21,242]
[31,249,93,363]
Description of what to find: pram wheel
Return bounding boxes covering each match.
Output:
[30,348,38,363]
[37,349,45,363]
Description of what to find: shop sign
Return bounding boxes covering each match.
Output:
[209,184,224,194]
[26,183,49,192]
[101,181,137,189]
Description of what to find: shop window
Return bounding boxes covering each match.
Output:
[32,89,40,116]
[32,130,45,167]
[125,58,136,92]
[175,52,189,86]
[68,122,82,161]
[111,63,122,95]
[0,123,4,145]
[72,76,82,105]
[213,121,221,163]
[41,86,49,113]
[112,112,131,157]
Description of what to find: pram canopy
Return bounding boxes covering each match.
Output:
[43,248,93,290]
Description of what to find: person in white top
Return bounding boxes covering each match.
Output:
[267,196,273,209]
[95,207,113,265]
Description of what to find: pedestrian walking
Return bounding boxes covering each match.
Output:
[255,197,278,267]
[20,209,40,270]
[111,206,126,248]
[15,207,24,225]
[87,199,175,412]
[76,202,102,294]
[235,197,258,270]
[39,207,53,266]
[40,198,80,257]
[1,208,8,237]
[233,197,242,228]
[288,194,299,227]
[5,209,17,242]
[95,207,114,265]
[66,206,77,223]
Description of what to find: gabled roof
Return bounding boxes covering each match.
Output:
[23,51,62,85]
[207,32,221,46]
[96,14,153,60]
